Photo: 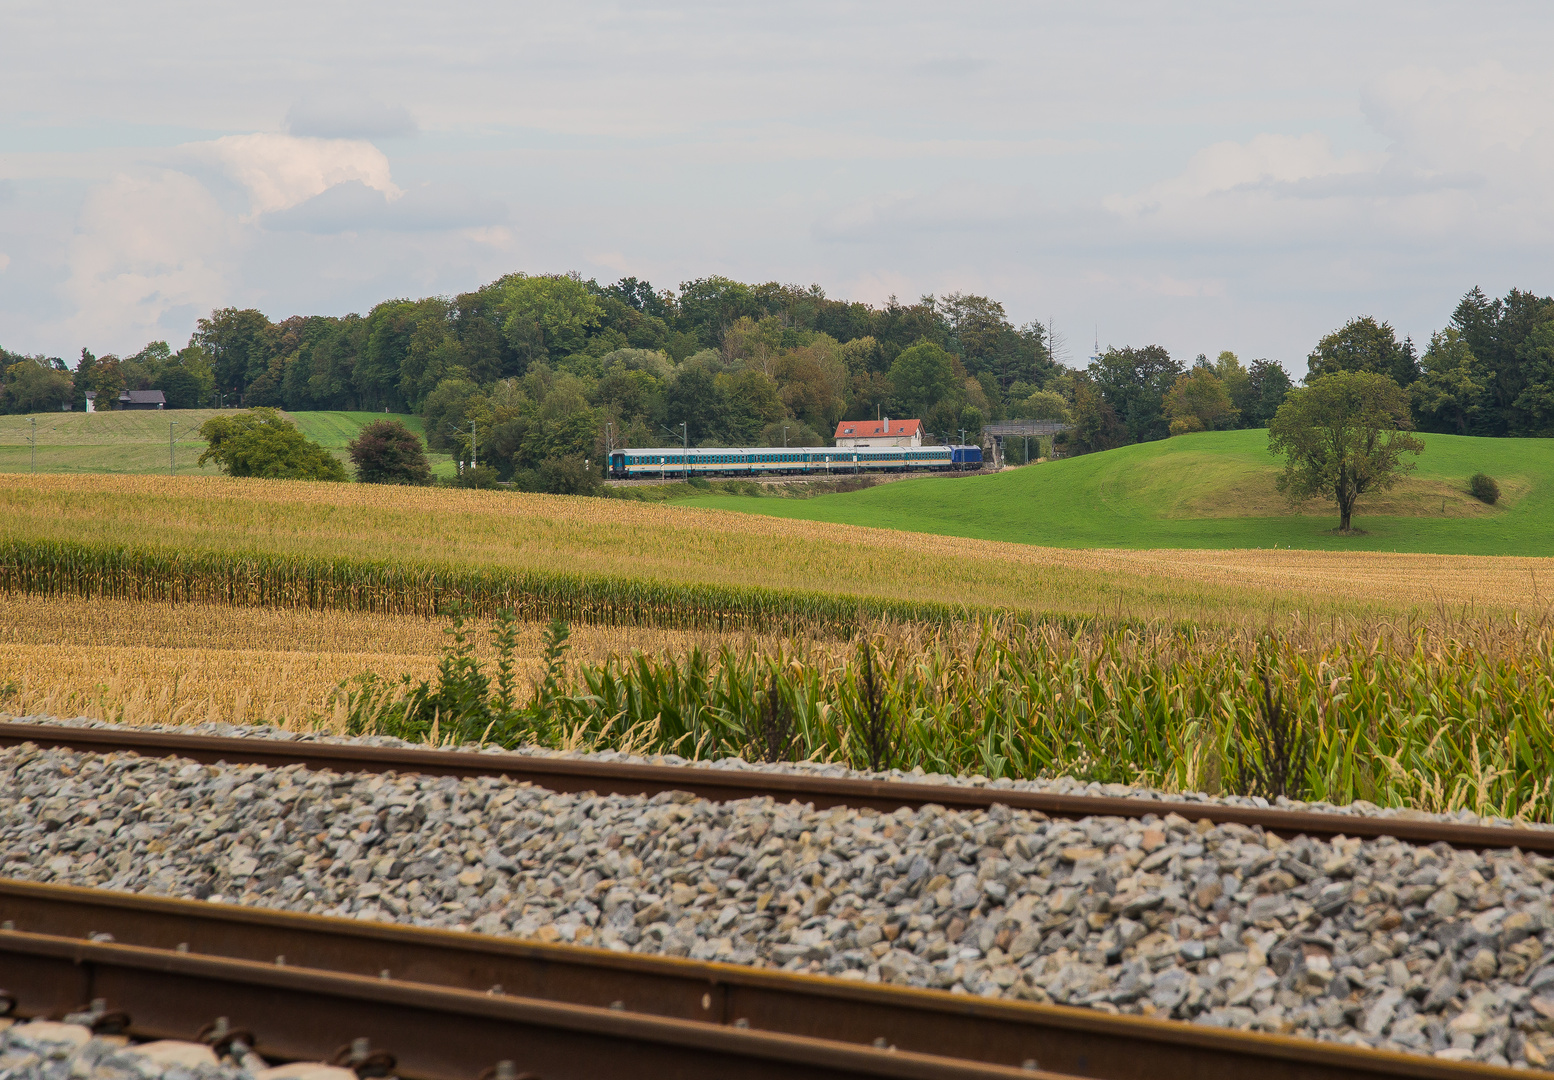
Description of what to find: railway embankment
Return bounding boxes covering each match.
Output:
[2,718,1553,1070]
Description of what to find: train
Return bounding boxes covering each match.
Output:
[608,444,983,479]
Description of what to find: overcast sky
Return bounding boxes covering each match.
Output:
[4,1,1553,372]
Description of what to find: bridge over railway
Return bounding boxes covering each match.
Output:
[980,421,1069,467]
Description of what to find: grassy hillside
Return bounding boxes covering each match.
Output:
[684,430,1554,556]
[289,411,428,447]
[0,409,453,478]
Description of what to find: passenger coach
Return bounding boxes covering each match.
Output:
[608,444,982,479]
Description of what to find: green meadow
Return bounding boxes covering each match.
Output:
[682,429,1554,555]
[0,409,455,478]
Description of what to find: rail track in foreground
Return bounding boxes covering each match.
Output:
[0,879,1527,1080]
[1,720,1550,854]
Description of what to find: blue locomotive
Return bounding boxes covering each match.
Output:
[608,444,983,479]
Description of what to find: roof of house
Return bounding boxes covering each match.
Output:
[833,418,922,439]
[84,391,97,400]
[118,390,167,404]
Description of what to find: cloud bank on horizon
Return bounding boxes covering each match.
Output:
[2,0,1553,371]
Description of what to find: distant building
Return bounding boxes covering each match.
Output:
[118,390,166,410]
[84,391,97,413]
[833,417,923,448]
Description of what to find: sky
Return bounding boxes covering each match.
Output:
[4,1,1554,372]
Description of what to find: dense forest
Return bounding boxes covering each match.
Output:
[1,276,1549,482]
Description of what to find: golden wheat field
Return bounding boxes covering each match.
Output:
[3,474,1552,625]
[0,594,752,731]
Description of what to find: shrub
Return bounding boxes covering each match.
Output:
[196,408,347,481]
[348,420,431,484]
[1470,472,1500,504]
[535,456,603,496]
[449,464,501,489]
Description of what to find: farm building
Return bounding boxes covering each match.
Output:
[117,390,167,410]
[833,417,923,448]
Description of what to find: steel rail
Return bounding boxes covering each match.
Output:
[0,879,1524,1080]
[0,928,1058,1080]
[0,721,1550,853]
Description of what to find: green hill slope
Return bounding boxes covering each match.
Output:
[685,430,1554,555]
[0,409,452,478]
[289,411,429,448]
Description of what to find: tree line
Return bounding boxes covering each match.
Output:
[1,278,1549,485]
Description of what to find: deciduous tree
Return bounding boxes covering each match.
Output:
[194,308,275,402]
[348,419,432,484]
[1067,374,1125,454]
[0,356,73,413]
[1268,372,1423,532]
[197,409,347,481]
[887,340,960,421]
[1306,316,1419,387]
[1243,360,1293,427]
[1164,368,1236,434]
[1088,345,1181,443]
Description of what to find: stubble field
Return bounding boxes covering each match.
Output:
[0,593,746,729]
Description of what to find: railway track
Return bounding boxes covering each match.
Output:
[0,923,1041,1080]
[0,720,1548,854]
[0,879,1525,1080]
[1,720,1548,1078]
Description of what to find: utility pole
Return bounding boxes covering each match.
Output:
[660,423,688,481]
[783,426,788,448]
[169,422,177,476]
[470,420,477,470]
[29,417,37,474]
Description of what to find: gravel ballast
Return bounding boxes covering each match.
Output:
[4,721,1554,1069]
[0,1017,348,1080]
[15,713,1548,831]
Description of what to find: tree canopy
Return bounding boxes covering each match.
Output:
[1306,316,1420,388]
[197,409,347,481]
[1164,367,1237,434]
[1268,372,1424,532]
[348,419,432,484]
[15,277,1554,486]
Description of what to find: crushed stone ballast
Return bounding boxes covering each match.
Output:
[1,736,1553,1071]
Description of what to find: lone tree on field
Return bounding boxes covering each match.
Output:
[348,419,432,484]
[1268,371,1423,532]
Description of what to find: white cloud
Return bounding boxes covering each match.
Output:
[193,133,400,218]
[1367,62,1552,166]
[261,180,506,234]
[6,2,1554,364]
[813,184,1037,243]
[61,170,235,347]
[1104,134,1383,217]
[286,98,417,140]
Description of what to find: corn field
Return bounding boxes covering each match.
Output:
[346,613,1554,823]
[5,472,1545,625]
[0,537,1022,636]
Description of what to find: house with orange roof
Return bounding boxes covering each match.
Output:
[833,417,923,448]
